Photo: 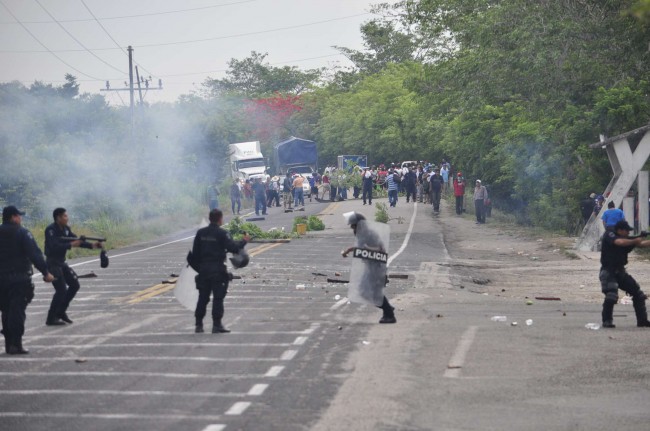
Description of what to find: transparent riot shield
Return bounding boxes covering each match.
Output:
[174,262,198,311]
[347,220,390,306]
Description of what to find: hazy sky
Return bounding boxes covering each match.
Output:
[0,0,399,104]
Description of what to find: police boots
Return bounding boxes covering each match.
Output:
[212,322,231,333]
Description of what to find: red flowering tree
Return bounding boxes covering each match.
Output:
[243,93,302,142]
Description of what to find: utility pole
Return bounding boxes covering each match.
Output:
[99,45,163,133]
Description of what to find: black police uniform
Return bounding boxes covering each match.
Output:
[599,230,650,327]
[44,223,92,325]
[0,221,49,353]
[192,223,246,332]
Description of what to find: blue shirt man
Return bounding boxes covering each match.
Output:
[601,201,625,230]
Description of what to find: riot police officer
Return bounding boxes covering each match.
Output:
[599,220,650,328]
[44,208,102,326]
[191,209,249,333]
[0,206,54,354]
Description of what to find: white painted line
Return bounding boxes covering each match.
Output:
[202,425,226,431]
[387,201,418,267]
[264,366,285,377]
[247,384,269,396]
[26,342,292,349]
[0,412,221,421]
[1,389,244,397]
[280,350,298,360]
[301,323,320,334]
[444,326,479,378]
[0,371,274,380]
[330,297,349,310]
[225,401,251,415]
[293,336,308,345]
[25,330,315,339]
[4,356,279,363]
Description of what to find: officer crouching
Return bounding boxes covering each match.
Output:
[191,209,250,334]
[0,206,54,354]
[599,220,650,328]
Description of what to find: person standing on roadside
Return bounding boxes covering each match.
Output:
[453,172,466,215]
[252,178,267,216]
[293,174,305,206]
[473,180,488,224]
[599,220,650,328]
[386,168,399,207]
[362,167,374,206]
[44,208,102,326]
[429,169,444,213]
[282,172,294,210]
[0,206,54,354]
[230,179,241,215]
[192,209,250,334]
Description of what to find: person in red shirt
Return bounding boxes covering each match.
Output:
[453,172,465,215]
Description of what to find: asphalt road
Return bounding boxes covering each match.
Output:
[1,196,649,431]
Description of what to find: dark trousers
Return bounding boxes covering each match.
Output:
[455,196,464,214]
[600,267,648,324]
[431,189,442,212]
[195,276,229,325]
[267,191,280,207]
[231,197,241,214]
[475,199,485,223]
[406,187,416,203]
[254,195,267,215]
[48,263,80,320]
[376,296,394,317]
[362,186,373,204]
[0,280,29,348]
[388,190,398,207]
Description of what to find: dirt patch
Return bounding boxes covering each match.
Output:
[437,202,650,304]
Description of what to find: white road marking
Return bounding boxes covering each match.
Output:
[293,336,308,345]
[264,366,285,377]
[202,425,226,431]
[1,389,245,397]
[225,401,251,415]
[281,350,298,360]
[26,330,315,339]
[0,371,277,380]
[329,297,349,310]
[0,412,221,421]
[301,323,320,334]
[387,201,418,267]
[444,326,479,378]
[247,384,269,396]
[2,356,281,363]
[26,342,292,349]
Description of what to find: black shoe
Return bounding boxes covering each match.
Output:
[60,314,73,324]
[379,316,397,324]
[212,325,231,333]
[195,324,204,333]
[46,319,66,326]
[7,345,29,355]
[637,321,650,327]
[602,321,616,328]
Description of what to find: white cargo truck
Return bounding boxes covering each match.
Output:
[229,141,267,182]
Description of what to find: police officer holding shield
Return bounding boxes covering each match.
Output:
[599,220,650,328]
[0,206,54,354]
[191,209,250,334]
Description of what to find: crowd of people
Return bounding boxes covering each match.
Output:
[213,160,492,223]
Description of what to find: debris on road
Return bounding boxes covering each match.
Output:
[327,278,349,284]
[585,323,601,330]
[77,272,97,279]
[535,297,561,301]
[490,316,507,322]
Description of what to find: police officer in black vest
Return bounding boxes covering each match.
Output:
[0,206,54,354]
[192,209,249,334]
[44,208,102,326]
[599,219,650,328]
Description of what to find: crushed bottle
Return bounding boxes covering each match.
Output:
[585,323,600,330]
[525,319,533,326]
[490,316,507,322]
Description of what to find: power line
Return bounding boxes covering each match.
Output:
[0,12,372,53]
[33,0,126,76]
[0,0,261,24]
[79,0,157,79]
[0,0,105,81]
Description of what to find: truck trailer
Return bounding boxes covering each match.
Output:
[229,141,267,182]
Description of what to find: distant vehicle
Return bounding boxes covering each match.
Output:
[229,141,267,182]
[401,161,417,169]
[337,155,367,171]
[274,137,318,176]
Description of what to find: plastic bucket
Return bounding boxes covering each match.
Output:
[296,223,307,235]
